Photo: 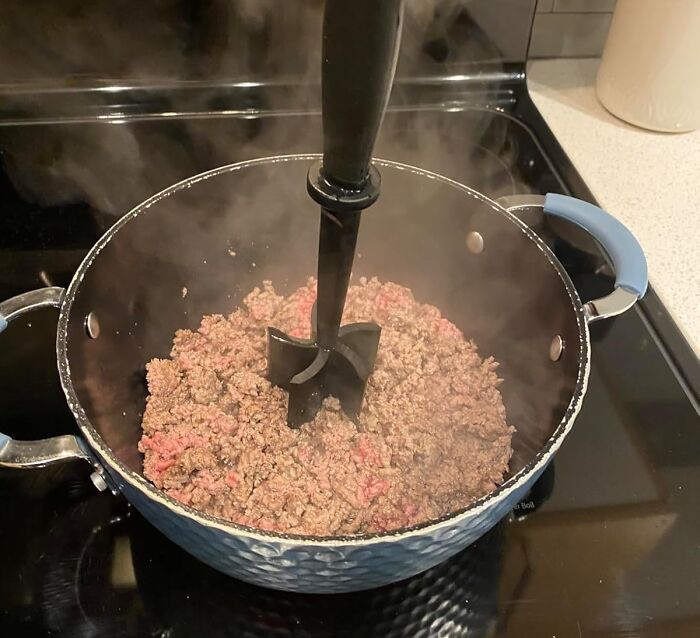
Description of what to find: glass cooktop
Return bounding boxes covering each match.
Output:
[1,96,699,637]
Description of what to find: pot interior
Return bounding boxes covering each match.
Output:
[64,156,583,489]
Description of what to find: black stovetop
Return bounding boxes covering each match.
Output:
[1,62,699,638]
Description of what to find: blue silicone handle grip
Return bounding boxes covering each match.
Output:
[544,193,648,297]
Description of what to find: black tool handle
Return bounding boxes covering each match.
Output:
[321,0,403,190]
[315,209,361,348]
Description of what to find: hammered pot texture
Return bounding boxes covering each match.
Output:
[113,463,542,593]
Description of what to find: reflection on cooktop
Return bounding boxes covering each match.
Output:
[539,368,661,513]
[24,493,505,638]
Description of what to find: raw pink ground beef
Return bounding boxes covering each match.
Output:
[139,277,514,536]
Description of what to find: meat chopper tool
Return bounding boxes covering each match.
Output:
[267,0,403,428]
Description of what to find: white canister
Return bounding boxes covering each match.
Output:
[596,0,700,133]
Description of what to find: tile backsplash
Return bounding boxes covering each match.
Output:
[531,0,616,58]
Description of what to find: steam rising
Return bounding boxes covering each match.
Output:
[0,0,508,219]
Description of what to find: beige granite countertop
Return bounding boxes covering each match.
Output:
[528,58,700,357]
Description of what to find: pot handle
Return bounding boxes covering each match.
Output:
[543,193,648,323]
[0,287,109,487]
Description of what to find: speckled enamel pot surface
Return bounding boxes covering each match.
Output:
[0,155,647,593]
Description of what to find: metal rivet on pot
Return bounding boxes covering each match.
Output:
[85,312,100,339]
[549,335,565,362]
[466,231,484,254]
[89,471,108,492]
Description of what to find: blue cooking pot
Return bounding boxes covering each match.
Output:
[0,155,647,592]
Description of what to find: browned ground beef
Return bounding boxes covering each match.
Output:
[139,277,514,536]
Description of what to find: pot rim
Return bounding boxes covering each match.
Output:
[56,154,590,546]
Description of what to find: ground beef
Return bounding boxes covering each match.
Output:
[139,277,514,536]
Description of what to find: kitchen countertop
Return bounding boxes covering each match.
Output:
[527,58,700,357]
